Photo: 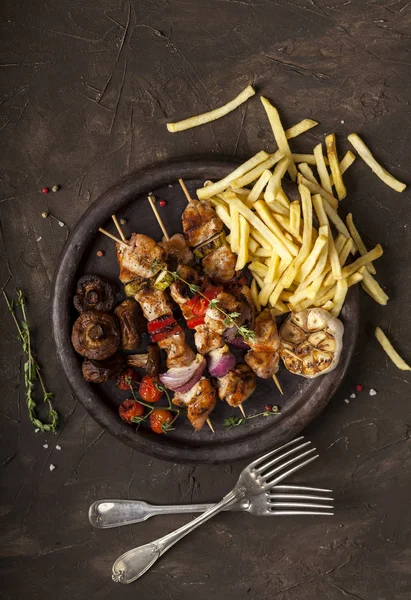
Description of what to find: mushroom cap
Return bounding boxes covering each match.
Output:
[279,308,344,378]
[73,274,115,313]
[82,352,124,383]
[71,310,120,360]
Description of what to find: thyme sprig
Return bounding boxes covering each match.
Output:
[167,270,256,342]
[224,406,280,429]
[3,289,58,433]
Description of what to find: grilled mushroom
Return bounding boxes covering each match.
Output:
[279,308,344,378]
[73,275,115,313]
[82,352,124,383]
[114,299,146,351]
[126,346,161,376]
[71,310,120,360]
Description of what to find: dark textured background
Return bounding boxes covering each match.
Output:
[1,1,411,598]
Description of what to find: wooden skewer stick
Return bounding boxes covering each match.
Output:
[146,195,215,434]
[272,373,283,395]
[99,227,129,246]
[239,404,247,418]
[178,178,193,203]
[111,214,126,242]
[148,195,170,241]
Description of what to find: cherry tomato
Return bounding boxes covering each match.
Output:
[116,367,141,391]
[187,285,222,317]
[118,399,144,423]
[149,409,173,434]
[140,376,163,403]
[186,315,205,329]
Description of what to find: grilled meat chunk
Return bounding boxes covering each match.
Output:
[161,233,195,266]
[216,364,256,407]
[245,350,279,379]
[158,328,195,369]
[169,265,201,306]
[116,233,167,280]
[194,324,225,354]
[202,244,236,283]
[173,378,217,431]
[248,309,280,353]
[134,281,173,322]
[204,291,247,335]
[182,200,224,248]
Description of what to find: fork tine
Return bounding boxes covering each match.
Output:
[249,437,305,470]
[273,485,333,493]
[268,453,319,488]
[270,502,334,509]
[270,510,334,516]
[268,493,334,502]
[254,441,314,474]
[261,448,317,482]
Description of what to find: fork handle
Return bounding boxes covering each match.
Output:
[112,487,244,584]
[90,499,248,528]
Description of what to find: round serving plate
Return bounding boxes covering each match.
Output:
[51,158,359,464]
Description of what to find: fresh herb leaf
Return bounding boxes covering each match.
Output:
[224,406,281,429]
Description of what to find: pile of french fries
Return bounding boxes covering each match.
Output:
[194,96,403,319]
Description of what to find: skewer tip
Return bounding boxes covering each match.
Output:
[178,178,193,203]
[239,404,247,418]
[272,373,283,395]
[206,418,215,433]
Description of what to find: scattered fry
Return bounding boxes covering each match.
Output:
[361,269,389,305]
[285,119,318,139]
[236,215,250,270]
[346,213,376,274]
[331,278,348,317]
[246,169,272,207]
[297,174,338,209]
[325,134,346,200]
[261,96,297,180]
[375,327,411,370]
[264,157,291,203]
[314,143,333,194]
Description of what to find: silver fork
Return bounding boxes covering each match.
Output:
[112,436,319,584]
[90,484,333,528]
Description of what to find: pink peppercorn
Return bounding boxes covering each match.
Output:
[96,250,104,257]
[159,200,167,207]
[42,187,49,194]
[356,384,363,392]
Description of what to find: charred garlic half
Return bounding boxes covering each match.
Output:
[279,308,344,378]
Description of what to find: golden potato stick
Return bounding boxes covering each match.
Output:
[290,242,328,303]
[293,154,328,166]
[274,212,302,243]
[323,238,353,287]
[227,196,292,261]
[276,187,291,209]
[254,247,272,257]
[269,261,299,307]
[322,200,357,253]
[375,327,411,370]
[334,233,347,255]
[254,200,299,257]
[331,278,348,317]
[248,236,259,254]
[279,290,294,302]
[307,271,328,300]
[236,215,250,270]
[209,197,226,209]
[297,175,338,209]
[346,213,376,274]
[314,272,363,307]
[258,282,277,306]
[341,244,383,279]
[232,151,283,188]
[322,300,334,311]
[329,150,356,187]
[285,118,318,139]
[197,151,269,200]
[361,269,389,305]
[264,156,291,203]
[261,96,297,181]
[325,134,346,200]
[348,133,406,192]
[214,204,232,229]
[264,253,280,284]
[230,187,249,196]
[246,169,272,207]
[250,279,261,312]
[249,261,269,277]
[268,201,289,216]
[167,84,255,132]
[298,162,319,185]
[300,231,328,281]
[250,227,272,250]
[314,143,333,194]
[229,206,240,253]
[289,201,301,238]
[312,194,342,281]
[295,184,313,265]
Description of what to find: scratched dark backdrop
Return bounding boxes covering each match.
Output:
[1,0,411,598]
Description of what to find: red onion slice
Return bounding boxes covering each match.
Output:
[208,348,236,377]
[159,355,206,391]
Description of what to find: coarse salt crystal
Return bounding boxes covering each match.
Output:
[58,221,65,227]
[34,428,40,433]
[36,236,42,242]
[341,120,345,124]
[43,444,49,449]
[56,445,61,450]
[369,389,377,396]
[49,464,56,471]
[344,398,350,404]
[350,393,356,399]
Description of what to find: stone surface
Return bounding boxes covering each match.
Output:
[1,1,411,598]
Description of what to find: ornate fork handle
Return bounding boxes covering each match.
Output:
[112,486,246,584]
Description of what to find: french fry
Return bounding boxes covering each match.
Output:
[269,261,299,307]
[297,174,338,209]
[250,227,272,250]
[254,247,272,257]
[314,143,333,194]
[323,238,354,287]
[167,84,255,132]
[264,156,290,203]
[312,194,342,281]
[361,269,389,305]
[264,254,280,284]
[293,153,328,166]
[277,188,291,208]
[329,150,356,187]
[291,241,328,302]
[232,151,283,188]
[346,213,376,274]
[299,227,328,280]
[248,236,259,254]
[226,196,292,261]
[341,244,383,279]
[375,327,411,370]
[246,169,272,207]
[285,118,318,139]
[268,201,289,216]
[322,200,357,253]
[258,282,277,307]
[214,204,231,229]
[298,162,319,184]
[229,206,240,253]
[325,133,346,200]
[274,212,302,243]
[236,215,250,270]
[334,233,347,255]
[348,133,406,192]
[230,188,249,196]
[289,201,301,238]
[249,261,268,278]
[261,96,297,180]
[254,200,299,257]
[331,278,348,317]
[322,300,334,311]
[197,151,269,199]
[250,279,261,312]
[314,271,364,307]
[295,184,313,266]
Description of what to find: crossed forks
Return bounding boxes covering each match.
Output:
[89,437,333,584]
